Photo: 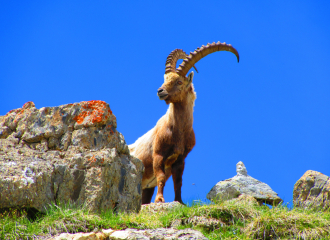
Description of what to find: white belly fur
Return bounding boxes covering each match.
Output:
[142,177,157,189]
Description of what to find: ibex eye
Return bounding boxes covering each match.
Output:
[177,81,183,85]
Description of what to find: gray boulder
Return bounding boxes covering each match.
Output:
[0,101,144,213]
[293,170,330,210]
[207,161,282,205]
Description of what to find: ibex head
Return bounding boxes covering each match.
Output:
[157,42,239,104]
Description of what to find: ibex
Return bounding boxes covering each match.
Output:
[129,42,239,204]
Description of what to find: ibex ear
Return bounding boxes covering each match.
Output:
[187,71,194,84]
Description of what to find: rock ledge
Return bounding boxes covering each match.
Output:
[0,101,144,213]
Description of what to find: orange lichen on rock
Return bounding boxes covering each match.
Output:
[7,109,18,115]
[106,124,115,135]
[22,101,35,109]
[13,101,36,123]
[73,100,112,126]
[88,155,97,163]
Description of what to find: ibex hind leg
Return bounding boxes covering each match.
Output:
[171,156,185,204]
[142,187,155,204]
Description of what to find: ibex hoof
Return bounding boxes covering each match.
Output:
[155,195,165,203]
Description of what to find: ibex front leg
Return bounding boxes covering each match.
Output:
[171,154,186,204]
[153,153,166,203]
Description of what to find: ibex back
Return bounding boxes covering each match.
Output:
[129,42,239,204]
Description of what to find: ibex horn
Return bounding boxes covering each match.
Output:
[165,49,198,74]
[176,42,239,77]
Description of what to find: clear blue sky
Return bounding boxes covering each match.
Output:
[1,1,329,205]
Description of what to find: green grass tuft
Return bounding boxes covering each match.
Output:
[0,200,329,239]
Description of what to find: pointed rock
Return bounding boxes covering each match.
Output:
[206,161,282,205]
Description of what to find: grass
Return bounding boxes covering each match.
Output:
[1,200,329,240]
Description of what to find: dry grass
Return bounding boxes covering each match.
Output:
[244,206,330,239]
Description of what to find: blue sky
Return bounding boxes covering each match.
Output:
[1,1,329,205]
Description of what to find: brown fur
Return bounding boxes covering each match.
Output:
[129,42,239,204]
[129,72,196,204]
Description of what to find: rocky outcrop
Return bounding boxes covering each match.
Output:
[207,161,282,205]
[140,201,182,214]
[228,193,261,206]
[0,101,144,213]
[141,202,224,231]
[51,227,207,240]
[293,170,330,210]
[47,202,210,239]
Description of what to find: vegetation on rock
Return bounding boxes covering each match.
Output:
[1,199,329,239]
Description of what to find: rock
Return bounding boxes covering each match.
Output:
[140,201,182,214]
[51,229,115,240]
[172,216,224,230]
[140,202,223,231]
[102,228,115,236]
[49,228,207,240]
[52,232,99,240]
[207,161,282,205]
[109,230,133,239]
[228,193,260,206]
[0,101,144,213]
[53,232,99,240]
[186,216,223,229]
[293,170,330,210]
[109,228,207,240]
